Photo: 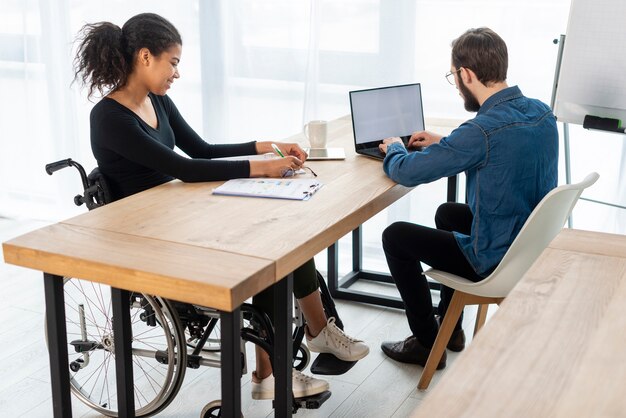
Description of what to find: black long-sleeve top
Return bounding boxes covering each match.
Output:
[90,93,257,201]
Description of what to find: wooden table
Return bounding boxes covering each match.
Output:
[2,115,412,417]
[412,228,626,417]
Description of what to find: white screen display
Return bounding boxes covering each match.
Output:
[350,84,425,144]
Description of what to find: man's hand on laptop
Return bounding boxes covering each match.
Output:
[408,131,443,148]
[379,137,404,154]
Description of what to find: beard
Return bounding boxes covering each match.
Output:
[458,76,481,112]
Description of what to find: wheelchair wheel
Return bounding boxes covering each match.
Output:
[293,343,311,371]
[45,277,187,417]
[201,400,222,418]
[200,400,244,418]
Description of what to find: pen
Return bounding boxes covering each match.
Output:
[271,143,285,158]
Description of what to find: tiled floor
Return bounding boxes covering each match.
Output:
[0,217,484,417]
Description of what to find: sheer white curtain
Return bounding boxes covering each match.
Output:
[0,0,80,220]
[197,0,416,143]
[1,0,623,237]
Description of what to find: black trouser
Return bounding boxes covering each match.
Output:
[252,258,319,322]
[382,203,483,348]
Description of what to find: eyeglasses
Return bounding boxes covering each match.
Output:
[445,68,462,85]
[301,166,318,177]
[281,165,318,178]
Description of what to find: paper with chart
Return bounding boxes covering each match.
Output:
[212,178,323,201]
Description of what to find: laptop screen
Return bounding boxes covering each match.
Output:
[349,83,425,150]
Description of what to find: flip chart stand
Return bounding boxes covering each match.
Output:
[551,36,626,227]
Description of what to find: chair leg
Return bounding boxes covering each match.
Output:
[474,304,489,337]
[417,290,467,391]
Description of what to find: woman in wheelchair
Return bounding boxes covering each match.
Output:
[73,12,369,401]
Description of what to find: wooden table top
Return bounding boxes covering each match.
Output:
[2,223,275,311]
[412,228,626,417]
[55,116,412,280]
[2,116,414,311]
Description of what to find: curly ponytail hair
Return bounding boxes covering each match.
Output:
[73,13,182,99]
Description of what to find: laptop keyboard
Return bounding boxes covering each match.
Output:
[359,145,422,159]
[360,148,386,159]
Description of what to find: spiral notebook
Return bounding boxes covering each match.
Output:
[213,178,323,201]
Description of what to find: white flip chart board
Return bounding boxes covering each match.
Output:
[554,0,626,126]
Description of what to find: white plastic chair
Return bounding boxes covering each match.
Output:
[418,172,600,390]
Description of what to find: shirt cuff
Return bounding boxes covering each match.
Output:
[387,142,407,156]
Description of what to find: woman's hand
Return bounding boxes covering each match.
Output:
[256,141,308,162]
[249,156,303,178]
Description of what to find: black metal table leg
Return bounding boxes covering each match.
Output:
[43,273,72,418]
[111,288,135,418]
[447,175,458,203]
[274,273,293,417]
[327,225,405,308]
[327,175,458,309]
[220,307,242,417]
[328,241,339,291]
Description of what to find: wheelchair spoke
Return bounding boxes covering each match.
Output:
[98,350,113,410]
[132,326,164,340]
[87,352,110,399]
[135,334,172,340]
[73,350,113,394]
[90,280,109,320]
[97,280,115,330]
[131,304,143,323]
[134,354,167,380]
[75,279,110,321]
[136,341,166,353]
[134,382,150,408]
[133,356,160,396]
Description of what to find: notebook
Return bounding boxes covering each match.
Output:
[213,178,323,201]
[349,83,425,160]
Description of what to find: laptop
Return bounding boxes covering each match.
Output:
[349,83,425,160]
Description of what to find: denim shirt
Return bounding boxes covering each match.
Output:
[383,86,558,276]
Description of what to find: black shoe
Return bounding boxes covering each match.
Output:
[380,336,446,370]
[435,315,466,352]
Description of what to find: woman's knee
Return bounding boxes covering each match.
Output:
[293,258,320,299]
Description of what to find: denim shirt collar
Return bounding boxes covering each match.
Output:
[477,85,523,116]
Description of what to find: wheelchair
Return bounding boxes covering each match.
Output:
[44,158,349,417]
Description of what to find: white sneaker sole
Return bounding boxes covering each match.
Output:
[307,344,370,362]
[251,382,330,400]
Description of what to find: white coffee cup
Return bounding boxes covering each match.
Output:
[304,120,328,149]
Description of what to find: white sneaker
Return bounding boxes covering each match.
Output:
[251,370,329,400]
[306,317,370,361]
